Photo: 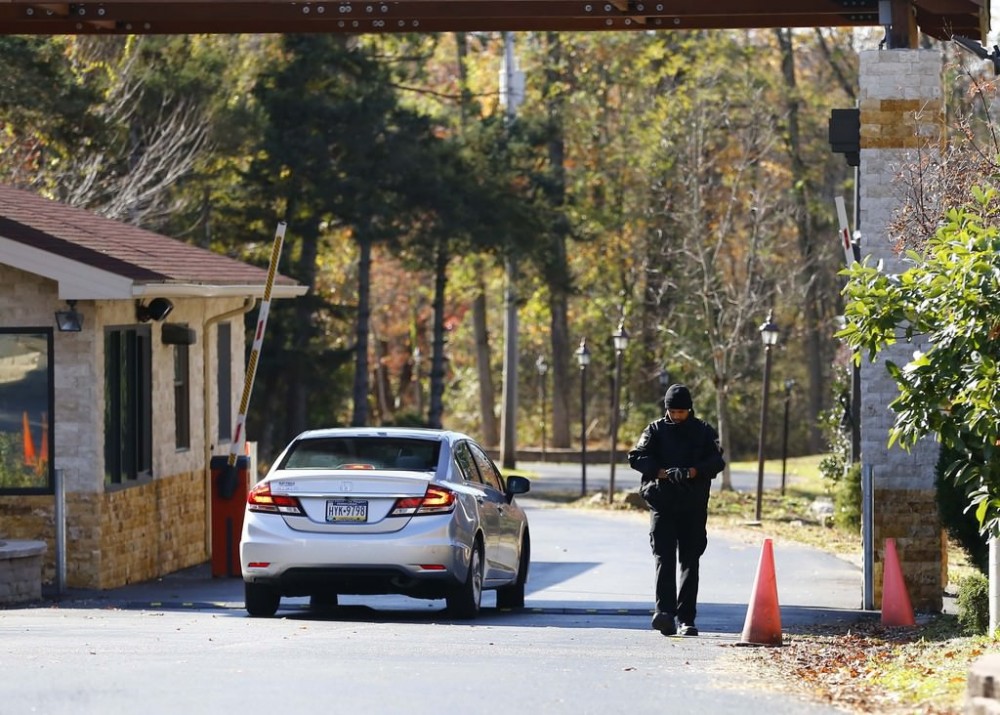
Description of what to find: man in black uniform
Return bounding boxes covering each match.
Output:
[628,383,725,637]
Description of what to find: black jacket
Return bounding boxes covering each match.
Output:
[628,414,725,510]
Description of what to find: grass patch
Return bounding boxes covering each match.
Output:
[727,454,829,496]
[706,488,860,558]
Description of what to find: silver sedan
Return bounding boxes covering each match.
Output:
[239,427,531,618]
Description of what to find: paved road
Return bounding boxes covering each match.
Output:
[4,496,862,715]
[3,460,861,715]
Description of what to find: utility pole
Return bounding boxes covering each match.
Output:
[499,31,524,469]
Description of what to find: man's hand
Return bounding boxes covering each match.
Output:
[662,467,689,484]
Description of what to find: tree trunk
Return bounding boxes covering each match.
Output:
[428,237,448,429]
[472,267,499,446]
[258,367,279,463]
[499,255,519,469]
[456,32,498,445]
[776,28,825,452]
[374,337,391,424]
[351,235,372,426]
[287,199,318,438]
[549,297,571,448]
[713,353,733,490]
[545,31,572,449]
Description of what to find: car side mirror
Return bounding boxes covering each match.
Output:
[504,474,530,502]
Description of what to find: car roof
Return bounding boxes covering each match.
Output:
[292,427,472,443]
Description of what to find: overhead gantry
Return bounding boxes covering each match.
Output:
[0,0,988,48]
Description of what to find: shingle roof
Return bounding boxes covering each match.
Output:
[0,184,303,296]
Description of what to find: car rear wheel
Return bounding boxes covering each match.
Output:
[447,541,483,619]
[496,533,529,610]
[244,582,280,617]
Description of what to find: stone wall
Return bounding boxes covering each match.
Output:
[871,489,949,611]
[858,48,946,612]
[0,469,207,588]
[99,469,208,588]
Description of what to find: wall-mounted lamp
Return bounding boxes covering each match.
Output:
[55,300,83,332]
[136,297,174,323]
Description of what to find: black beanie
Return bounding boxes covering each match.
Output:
[663,384,693,410]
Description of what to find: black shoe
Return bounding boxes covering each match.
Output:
[651,611,676,636]
[678,622,699,636]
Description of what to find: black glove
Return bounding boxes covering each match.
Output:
[664,467,689,485]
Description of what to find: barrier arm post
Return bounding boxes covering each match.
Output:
[219,221,287,496]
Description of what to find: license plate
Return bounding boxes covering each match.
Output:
[326,499,368,523]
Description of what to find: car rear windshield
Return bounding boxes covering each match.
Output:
[279,437,441,471]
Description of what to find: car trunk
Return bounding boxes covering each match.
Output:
[266,469,434,534]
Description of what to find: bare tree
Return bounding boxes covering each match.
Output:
[57,65,212,226]
[644,41,799,489]
[0,37,212,226]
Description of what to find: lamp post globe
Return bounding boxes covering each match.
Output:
[612,321,630,352]
[759,313,779,348]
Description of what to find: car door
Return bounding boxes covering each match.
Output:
[454,440,505,579]
[467,442,520,580]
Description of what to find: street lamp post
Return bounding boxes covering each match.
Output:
[754,311,780,523]
[781,379,795,496]
[608,320,630,505]
[536,355,548,462]
[575,339,591,497]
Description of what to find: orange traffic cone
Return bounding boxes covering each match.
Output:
[22,411,36,467]
[881,538,915,627]
[739,538,783,646]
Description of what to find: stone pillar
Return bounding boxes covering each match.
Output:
[858,48,945,613]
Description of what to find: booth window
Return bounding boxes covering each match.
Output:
[216,322,231,443]
[174,342,190,450]
[0,328,54,494]
[105,326,152,485]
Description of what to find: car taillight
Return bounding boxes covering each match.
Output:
[389,485,456,516]
[247,482,305,515]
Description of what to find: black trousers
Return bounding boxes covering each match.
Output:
[649,505,708,625]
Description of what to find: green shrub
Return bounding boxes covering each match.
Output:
[935,445,988,574]
[818,364,852,487]
[834,461,861,531]
[956,572,990,635]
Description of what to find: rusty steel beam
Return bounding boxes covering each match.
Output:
[0,0,984,41]
[3,0,885,21]
[0,15,883,36]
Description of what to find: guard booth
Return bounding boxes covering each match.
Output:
[210,454,251,578]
